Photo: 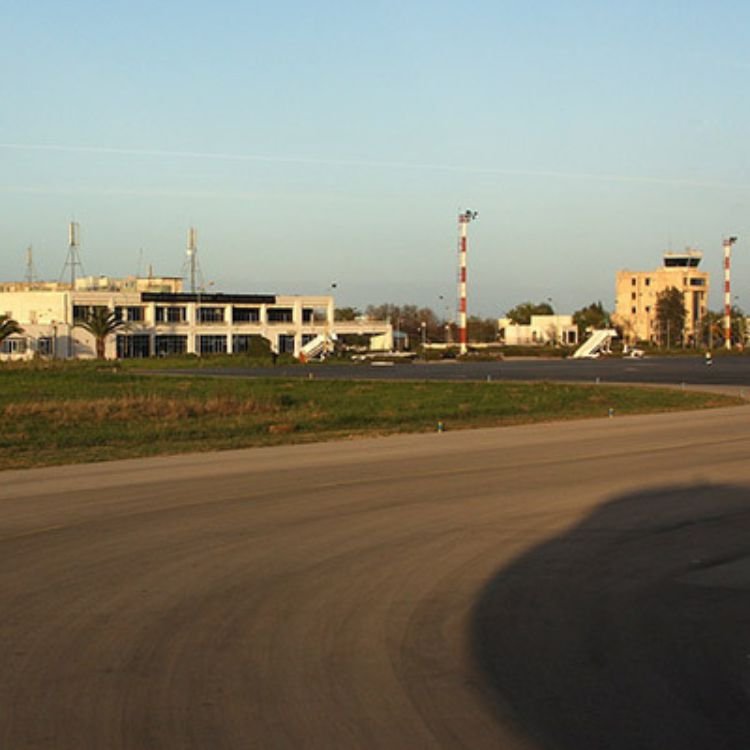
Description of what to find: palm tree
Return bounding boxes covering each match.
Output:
[75,307,127,359]
[0,314,23,346]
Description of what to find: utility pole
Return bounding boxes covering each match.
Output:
[723,237,737,350]
[457,210,478,356]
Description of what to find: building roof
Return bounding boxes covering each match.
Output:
[141,292,277,305]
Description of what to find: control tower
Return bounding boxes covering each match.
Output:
[614,249,709,345]
[662,249,703,268]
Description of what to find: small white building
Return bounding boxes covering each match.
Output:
[0,276,392,361]
[497,314,579,347]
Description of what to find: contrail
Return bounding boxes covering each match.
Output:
[1,141,748,191]
[0,184,260,200]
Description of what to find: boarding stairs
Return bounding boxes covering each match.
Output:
[572,329,618,359]
[299,333,336,361]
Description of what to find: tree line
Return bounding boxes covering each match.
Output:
[1,291,746,358]
[338,292,748,349]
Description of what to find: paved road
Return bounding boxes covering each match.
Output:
[185,355,750,387]
[2,405,750,748]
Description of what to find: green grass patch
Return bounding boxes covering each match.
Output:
[0,367,742,470]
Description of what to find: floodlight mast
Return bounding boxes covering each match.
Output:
[724,236,737,350]
[457,210,478,355]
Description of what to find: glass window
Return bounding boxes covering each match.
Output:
[73,305,89,322]
[232,307,260,323]
[155,306,186,323]
[197,335,227,354]
[116,334,151,359]
[267,308,294,323]
[198,307,224,323]
[278,334,295,353]
[1,337,27,354]
[155,335,188,355]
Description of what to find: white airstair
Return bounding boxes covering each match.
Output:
[572,329,618,359]
[299,333,336,361]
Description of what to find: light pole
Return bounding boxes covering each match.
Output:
[438,295,450,343]
[327,282,337,355]
[457,210,478,355]
[547,297,555,344]
[724,236,737,350]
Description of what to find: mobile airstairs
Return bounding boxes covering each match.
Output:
[299,333,337,361]
[572,329,618,359]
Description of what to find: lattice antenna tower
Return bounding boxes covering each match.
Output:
[59,221,84,287]
[182,227,205,293]
[25,245,38,286]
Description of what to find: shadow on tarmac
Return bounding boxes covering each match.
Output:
[472,484,750,750]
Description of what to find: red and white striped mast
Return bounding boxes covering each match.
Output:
[723,236,737,350]
[457,209,478,355]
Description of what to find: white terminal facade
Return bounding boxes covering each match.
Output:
[0,275,392,361]
[497,315,579,347]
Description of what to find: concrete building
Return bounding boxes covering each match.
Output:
[497,314,579,347]
[0,276,392,361]
[613,250,709,345]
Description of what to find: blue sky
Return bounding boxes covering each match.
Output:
[2,1,749,316]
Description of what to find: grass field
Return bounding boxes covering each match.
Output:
[0,364,742,471]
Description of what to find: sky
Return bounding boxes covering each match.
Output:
[2,0,750,317]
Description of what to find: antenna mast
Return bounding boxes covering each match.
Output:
[25,245,38,287]
[183,227,204,293]
[59,221,84,287]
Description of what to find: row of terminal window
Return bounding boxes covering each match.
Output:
[115,333,316,358]
[72,305,320,324]
[1,333,314,357]
[630,277,705,287]
[1,337,53,355]
[152,307,299,323]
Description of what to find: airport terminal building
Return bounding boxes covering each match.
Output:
[0,275,392,361]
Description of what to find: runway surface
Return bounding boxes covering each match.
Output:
[184,355,750,387]
[2,404,750,748]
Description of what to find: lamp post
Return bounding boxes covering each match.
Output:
[439,294,452,343]
[326,282,337,355]
[457,210,478,355]
[724,236,737,350]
